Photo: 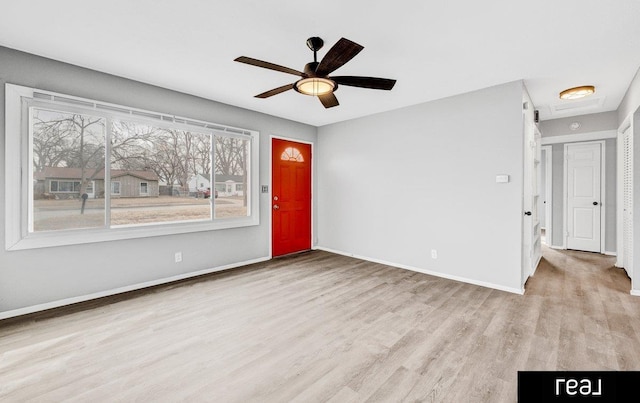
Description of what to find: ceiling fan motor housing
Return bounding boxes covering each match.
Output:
[304,62,319,76]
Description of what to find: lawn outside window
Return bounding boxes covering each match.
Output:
[5,84,259,250]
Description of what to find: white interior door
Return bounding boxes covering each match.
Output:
[522,116,541,284]
[566,142,602,252]
[532,128,542,267]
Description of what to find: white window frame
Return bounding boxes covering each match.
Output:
[5,83,259,251]
[139,182,149,196]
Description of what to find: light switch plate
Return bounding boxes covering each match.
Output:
[496,175,510,183]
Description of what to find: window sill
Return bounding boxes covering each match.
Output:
[6,216,259,251]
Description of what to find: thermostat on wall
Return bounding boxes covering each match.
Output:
[496,175,510,183]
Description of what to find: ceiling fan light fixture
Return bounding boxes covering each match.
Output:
[559,85,595,100]
[295,77,336,96]
[234,37,395,108]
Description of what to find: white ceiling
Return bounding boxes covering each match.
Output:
[1,0,639,127]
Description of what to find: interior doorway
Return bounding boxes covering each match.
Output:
[564,141,604,253]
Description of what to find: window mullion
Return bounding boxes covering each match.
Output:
[26,103,35,235]
[104,117,112,228]
[214,134,217,221]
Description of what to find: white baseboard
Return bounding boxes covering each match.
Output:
[314,246,524,295]
[547,245,616,258]
[631,289,640,297]
[529,254,543,278]
[0,256,271,320]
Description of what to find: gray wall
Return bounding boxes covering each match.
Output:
[619,66,640,123]
[0,46,318,314]
[605,139,617,253]
[317,81,525,293]
[551,144,565,245]
[540,113,617,253]
[540,111,618,136]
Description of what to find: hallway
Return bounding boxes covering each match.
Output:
[524,245,637,370]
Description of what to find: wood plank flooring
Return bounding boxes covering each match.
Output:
[0,246,637,402]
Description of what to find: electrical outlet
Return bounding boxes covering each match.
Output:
[175,252,182,263]
[431,249,437,259]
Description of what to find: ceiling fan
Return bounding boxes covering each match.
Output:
[234,37,396,108]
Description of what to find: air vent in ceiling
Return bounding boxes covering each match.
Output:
[551,97,604,113]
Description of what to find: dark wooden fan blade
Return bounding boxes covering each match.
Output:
[318,92,339,108]
[255,83,295,98]
[315,38,364,77]
[235,56,305,77]
[332,76,397,90]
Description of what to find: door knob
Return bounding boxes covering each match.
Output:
[273,204,279,210]
[524,211,532,216]
[593,201,598,206]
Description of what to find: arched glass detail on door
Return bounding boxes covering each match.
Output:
[281,146,304,162]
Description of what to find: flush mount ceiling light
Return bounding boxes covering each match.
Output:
[569,121,581,131]
[295,77,336,96]
[559,85,595,100]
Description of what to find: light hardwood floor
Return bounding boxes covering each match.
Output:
[0,246,637,402]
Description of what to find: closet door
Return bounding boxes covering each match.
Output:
[623,128,633,277]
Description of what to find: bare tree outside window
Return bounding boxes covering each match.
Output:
[214,136,249,218]
[109,120,213,226]
[31,108,106,231]
[30,106,250,232]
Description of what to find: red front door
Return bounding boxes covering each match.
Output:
[272,138,311,257]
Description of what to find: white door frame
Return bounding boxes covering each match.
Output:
[562,140,606,252]
[541,145,553,246]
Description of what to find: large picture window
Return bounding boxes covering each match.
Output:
[5,84,259,250]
